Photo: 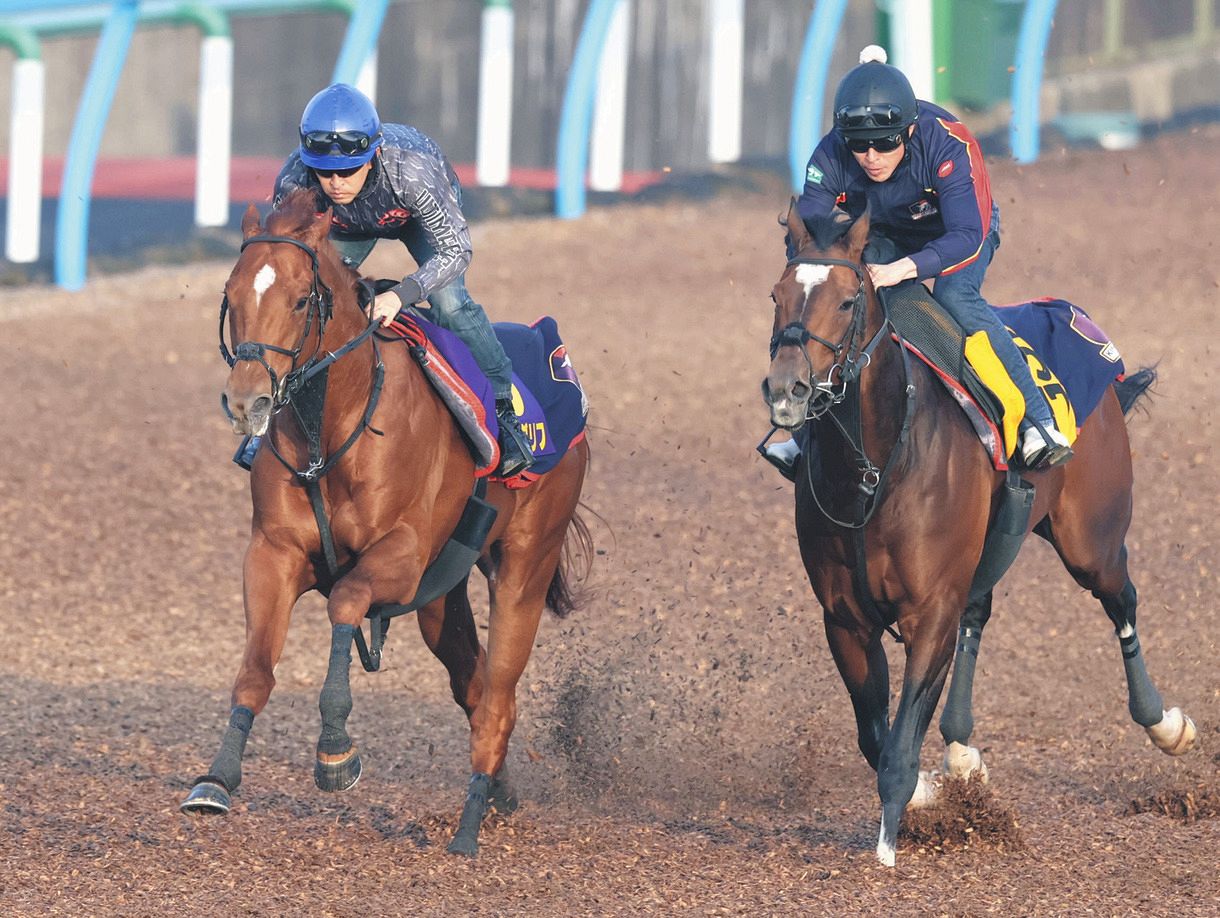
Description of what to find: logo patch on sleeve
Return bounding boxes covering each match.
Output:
[937,159,955,178]
[806,164,824,185]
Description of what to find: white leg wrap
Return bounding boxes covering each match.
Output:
[876,814,896,868]
[943,741,989,782]
[1146,707,1198,756]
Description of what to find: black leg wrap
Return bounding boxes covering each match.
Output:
[1118,629,1165,727]
[317,624,356,756]
[207,705,254,792]
[447,772,492,857]
[940,626,982,746]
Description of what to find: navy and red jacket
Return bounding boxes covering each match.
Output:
[274,123,470,306]
[796,100,993,280]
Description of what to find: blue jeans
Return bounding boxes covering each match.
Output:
[929,208,1055,431]
[333,226,514,402]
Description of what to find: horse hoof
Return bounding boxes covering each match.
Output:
[943,741,989,782]
[1146,707,1197,756]
[180,780,231,815]
[907,770,941,810]
[315,747,362,792]
[446,831,479,857]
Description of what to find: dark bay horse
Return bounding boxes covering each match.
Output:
[762,202,1196,867]
[180,190,591,857]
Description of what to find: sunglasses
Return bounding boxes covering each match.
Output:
[312,164,363,179]
[301,129,372,157]
[845,132,906,154]
[834,102,906,131]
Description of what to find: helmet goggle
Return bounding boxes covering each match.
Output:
[834,102,907,132]
[301,130,373,157]
[845,131,906,154]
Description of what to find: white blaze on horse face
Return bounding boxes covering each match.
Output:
[252,264,277,309]
[794,263,831,300]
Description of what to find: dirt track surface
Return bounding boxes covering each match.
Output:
[2,126,1218,916]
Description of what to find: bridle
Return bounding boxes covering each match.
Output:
[217,233,383,482]
[768,255,889,419]
[219,234,339,406]
[766,252,915,532]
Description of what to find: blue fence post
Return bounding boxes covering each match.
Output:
[1010,0,1060,163]
[788,0,849,192]
[555,0,620,219]
[53,0,138,290]
[331,0,388,86]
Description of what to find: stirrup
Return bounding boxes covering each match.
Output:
[1019,423,1073,470]
[495,405,534,477]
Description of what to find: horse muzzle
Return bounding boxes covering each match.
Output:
[221,390,273,436]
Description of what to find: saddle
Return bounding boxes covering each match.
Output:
[883,284,1125,470]
[376,306,590,487]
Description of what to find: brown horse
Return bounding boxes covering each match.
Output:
[762,202,1196,867]
[180,190,591,857]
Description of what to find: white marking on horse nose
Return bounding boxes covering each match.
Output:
[253,264,276,308]
[794,263,830,298]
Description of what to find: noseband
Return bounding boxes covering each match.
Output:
[768,255,886,418]
[218,234,337,406]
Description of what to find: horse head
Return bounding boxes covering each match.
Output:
[762,200,872,429]
[220,190,353,435]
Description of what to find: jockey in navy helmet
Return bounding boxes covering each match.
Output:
[765,46,1072,478]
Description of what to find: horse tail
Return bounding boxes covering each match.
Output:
[1114,366,1157,416]
[546,508,594,619]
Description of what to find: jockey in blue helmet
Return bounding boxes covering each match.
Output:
[764,46,1072,479]
[237,83,535,478]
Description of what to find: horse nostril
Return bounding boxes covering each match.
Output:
[250,395,272,418]
[791,380,812,401]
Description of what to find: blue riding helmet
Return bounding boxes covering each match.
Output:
[298,83,384,169]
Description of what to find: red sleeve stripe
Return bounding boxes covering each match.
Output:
[938,117,993,275]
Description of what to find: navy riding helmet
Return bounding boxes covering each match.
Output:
[298,83,384,169]
[832,47,918,141]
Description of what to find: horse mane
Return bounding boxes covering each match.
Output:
[264,188,359,295]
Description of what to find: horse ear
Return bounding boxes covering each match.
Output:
[240,204,262,239]
[845,208,871,258]
[785,197,812,252]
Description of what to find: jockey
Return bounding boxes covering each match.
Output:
[236,83,533,478]
[766,47,1072,477]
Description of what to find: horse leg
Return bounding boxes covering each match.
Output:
[1044,455,1198,756]
[823,609,890,770]
[937,591,993,782]
[875,608,958,867]
[447,534,566,857]
[1083,565,1196,754]
[315,531,429,793]
[417,578,520,819]
[181,538,305,813]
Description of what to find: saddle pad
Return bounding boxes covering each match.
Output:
[379,310,589,486]
[884,284,1124,468]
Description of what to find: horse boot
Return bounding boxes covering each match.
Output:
[233,435,261,471]
[495,398,535,477]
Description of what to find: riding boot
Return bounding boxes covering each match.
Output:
[233,435,261,471]
[1018,421,1073,470]
[495,399,535,477]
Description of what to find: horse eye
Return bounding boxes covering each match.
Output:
[295,297,309,311]
[840,299,854,311]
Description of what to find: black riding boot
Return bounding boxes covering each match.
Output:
[495,399,535,477]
